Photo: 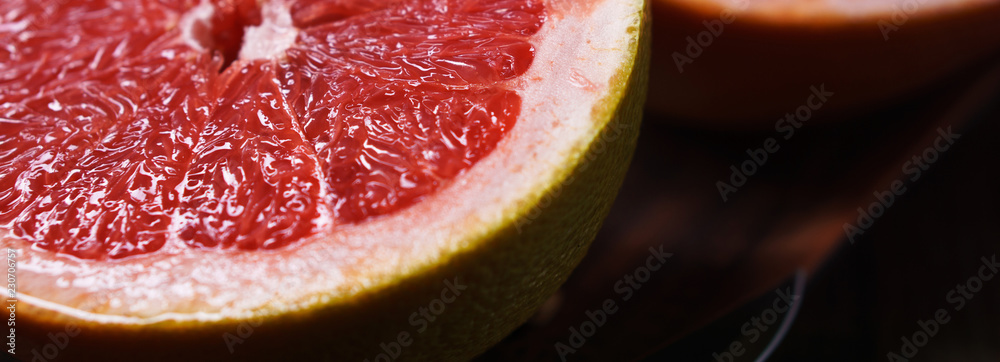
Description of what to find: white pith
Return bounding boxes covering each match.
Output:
[180,0,299,61]
[1,0,643,324]
[179,0,216,52]
[238,1,298,61]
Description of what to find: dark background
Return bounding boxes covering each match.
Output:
[478,42,1000,362]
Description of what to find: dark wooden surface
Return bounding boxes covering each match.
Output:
[476,53,1000,361]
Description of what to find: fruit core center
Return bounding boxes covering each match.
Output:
[181,0,287,70]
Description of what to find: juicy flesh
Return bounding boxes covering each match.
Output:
[0,0,544,259]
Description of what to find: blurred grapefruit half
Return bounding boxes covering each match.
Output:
[649,0,1000,124]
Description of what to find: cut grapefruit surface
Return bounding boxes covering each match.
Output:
[2,0,542,259]
[1,0,647,360]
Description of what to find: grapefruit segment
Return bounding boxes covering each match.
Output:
[1,31,217,259]
[280,0,541,221]
[177,60,323,251]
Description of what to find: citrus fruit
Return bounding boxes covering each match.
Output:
[0,0,648,360]
[648,0,1000,124]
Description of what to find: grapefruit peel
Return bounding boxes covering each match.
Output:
[3,0,650,360]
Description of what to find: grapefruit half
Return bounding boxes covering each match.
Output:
[648,0,1000,124]
[0,0,648,360]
